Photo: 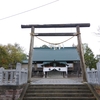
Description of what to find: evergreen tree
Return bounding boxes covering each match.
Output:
[83,43,98,69]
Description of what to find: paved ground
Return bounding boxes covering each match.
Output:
[31,77,83,84]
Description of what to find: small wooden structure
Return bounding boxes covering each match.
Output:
[21,23,90,83]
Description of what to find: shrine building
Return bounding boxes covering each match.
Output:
[22,46,81,78]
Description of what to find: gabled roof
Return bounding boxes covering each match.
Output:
[33,47,80,62]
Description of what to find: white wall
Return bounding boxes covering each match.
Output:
[21,63,43,69]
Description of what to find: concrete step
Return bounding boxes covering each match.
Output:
[23,84,96,100]
[23,97,96,100]
[28,85,88,89]
[25,93,94,97]
[26,89,91,93]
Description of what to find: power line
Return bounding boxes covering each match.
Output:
[0,0,59,21]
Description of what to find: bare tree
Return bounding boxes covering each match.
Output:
[95,26,100,36]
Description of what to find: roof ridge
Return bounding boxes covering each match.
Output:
[33,47,77,49]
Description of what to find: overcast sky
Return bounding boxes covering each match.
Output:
[0,0,100,55]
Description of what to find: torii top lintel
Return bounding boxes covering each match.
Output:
[21,23,90,28]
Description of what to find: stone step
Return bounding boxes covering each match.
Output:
[29,84,88,89]
[23,84,96,100]
[25,93,94,97]
[29,84,85,87]
[26,89,91,93]
[28,86,88,89]
[23,97,96,100]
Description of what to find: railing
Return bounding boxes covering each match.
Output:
[86,61,100,85]
[0,63,28,85]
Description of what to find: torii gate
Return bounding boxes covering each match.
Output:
[21,23,90,83]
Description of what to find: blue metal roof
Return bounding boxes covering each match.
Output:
[22,60,28,64]
[32,47,80,62]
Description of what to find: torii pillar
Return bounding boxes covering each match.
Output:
[76,26,87,82]
[28,27,34,83]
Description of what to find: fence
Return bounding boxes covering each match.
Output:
[0,63,28,85]
[86,61,100,85]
